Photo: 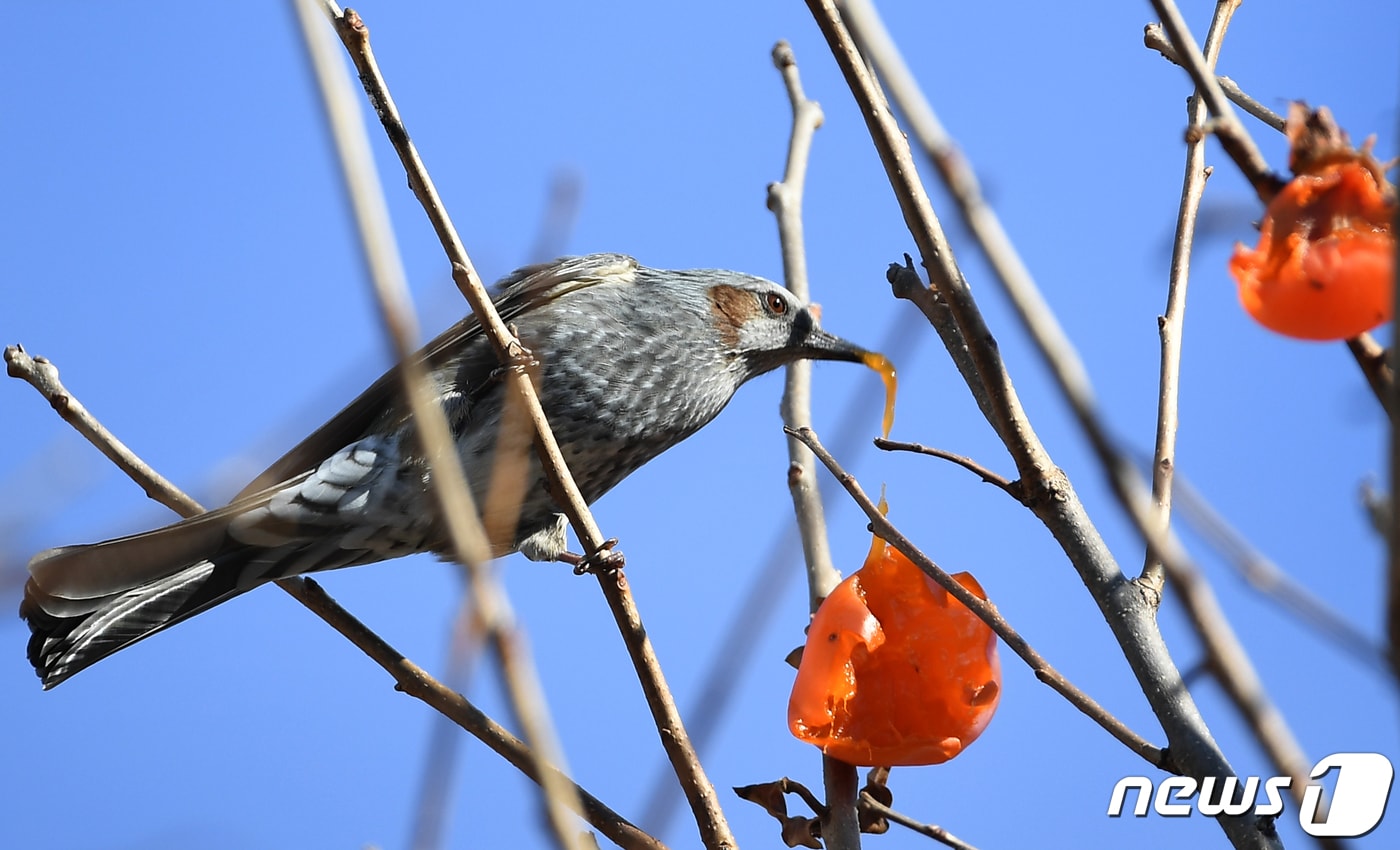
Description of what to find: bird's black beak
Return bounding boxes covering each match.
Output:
[791,309,869,364]
[800,327,870,363]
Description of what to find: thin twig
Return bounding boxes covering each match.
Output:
[789,426,1166,768]
[6,346,210,518]
[407,605,484,850]
[4,346,206,517]
[1141,0,1235,593]
[320,4,604,563]
[829,1,1023,451]
[811,6,1274,847]
[639,528,801,836]
[1142,23,1285,132]
[1173,476,1392,677]
[1146,0,1283,202]
[411,166,584,850]
[1166,553,1336,845]
[765,40,861,850]
[316,6,733,847]
[527,169,584,264]
[4,344,661,850]
[839,0,1186,593]
[785,778,828,817]
[770,39,840,611]
[1347,333,1395,419]
[638,310,928,836]
[282,577,666,850]
[859,793,979,850]
[1136,6,1335,839]
[294,4,588,846]
[873,438,1019,498]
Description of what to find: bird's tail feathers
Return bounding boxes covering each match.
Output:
[21,508,268,689]
[28,508,232,602]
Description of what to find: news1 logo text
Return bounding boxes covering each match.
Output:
[1107,753,1394,838]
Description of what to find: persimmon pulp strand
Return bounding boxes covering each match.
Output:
[788,540,1001,767]
[861,351,897,440]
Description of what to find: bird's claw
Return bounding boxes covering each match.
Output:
[482,327,541,387]
[504,324,540,373]
[563,538,624,575]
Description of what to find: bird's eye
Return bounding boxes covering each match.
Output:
[764,292,789,315]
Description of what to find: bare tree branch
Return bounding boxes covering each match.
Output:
[409,166,585,850]
[1146,0,1283,201]
[1141,0,1235,594]
[528,169,585,264]
[5,344,661,850]
[4,346,206,517]
[1348,333,1395,419]
[282,576,665,850]
[6,347,210,518]
[859,792,979,850]
[1174,477,1392,677]
[802,5,1281,845]
[770,39,840,611]
[873,438,1019,499]
[294,4,590,845]
[313,5,734,846]
[766,39,862,850]
[1135,7,1336,840]
[839,0,1189,598]
[1166,554,1337,847]
[1142,23,1285,132]
[407,599,485,850]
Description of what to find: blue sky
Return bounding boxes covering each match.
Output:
[3,2,1398,848]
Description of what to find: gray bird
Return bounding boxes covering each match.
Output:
[22,253,875,688]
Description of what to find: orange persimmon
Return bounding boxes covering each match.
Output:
[788,533,1001,767]
[1229,104,1395,341]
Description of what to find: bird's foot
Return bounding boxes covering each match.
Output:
[561,538,624,575]
[503,324,540,373]
[480,329,541,389]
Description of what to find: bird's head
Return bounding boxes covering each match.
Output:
[702,273,871,379]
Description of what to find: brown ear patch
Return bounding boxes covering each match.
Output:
[707,284,761,347]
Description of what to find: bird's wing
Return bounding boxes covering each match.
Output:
[234,253,640,499]
[490,252,640,312]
